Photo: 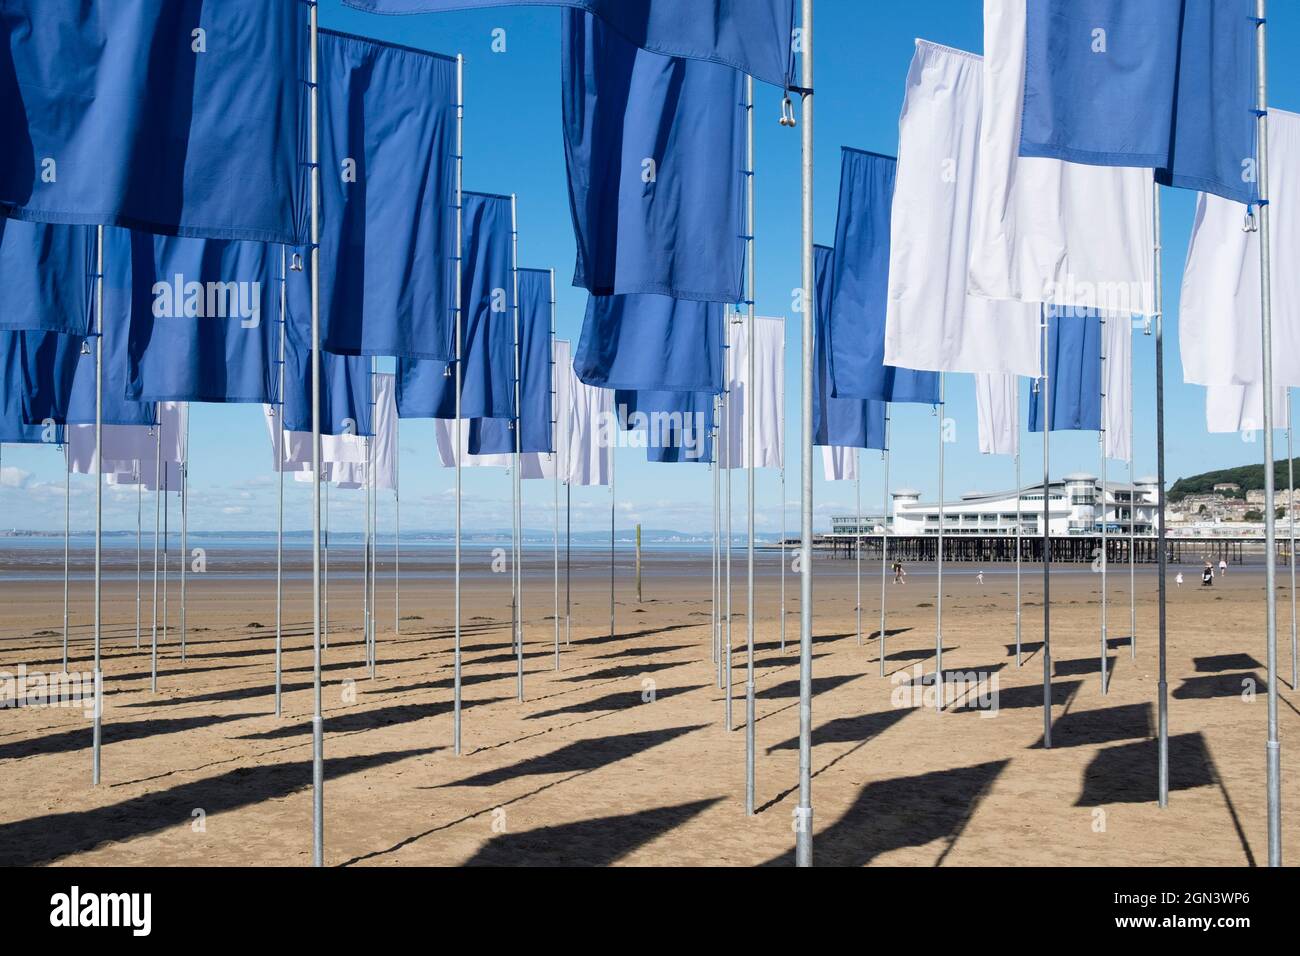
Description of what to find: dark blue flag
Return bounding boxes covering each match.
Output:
[814,244,886,450]
[828,148,939,406]
[316,30,457,361]
[1020,0,1257,205]
[0,0,306,242]
[616,389,715,463]
[563,10,746,303]
[397,192,514,420]
[1,332,65,443]
[468,268,554,455]
[126,233,280,404]
[0,219,94,335]
[574,293,724,393]
[343,0,796,88]
[1028,308,1101,433]
[283,250,373,437]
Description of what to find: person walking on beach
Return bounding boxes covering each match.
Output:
[1219,558,1228,577]
[976,569,985,585]
[1202,561,1214,587]
[1176,571,1184,587]
[892,559,905,584]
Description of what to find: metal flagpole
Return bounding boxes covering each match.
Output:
[180,405,189,662]
[712,402,720,675]
[364,405,372,671]
[163,454,169,645]
[1099,316,1109,694]
[308,0,324,867]
[565,479,572,646]
[1129,356,1136,661]
[510,194,523,701]
[453,54,465,755]
[1253,0,1280,864]
[744,72,757,814]
[368,355,377,677]
[91,224,104,786]
[880,413,890,677]
[934,374,945,711]
[395,488,400,635]
[151,406,161,693]
[780,415,787,653]
[135,460,141,653]
[551,269,560,671]
[323,479,329,649]
[1153,180,1168,806]
[795,0,815,868]
[854,453,862,645]
[64,444,70,671]
[1041,305,1053,748]
[724,312,733,731]
[1289,390,1296,689]
[1015,387,1023,667]
[276,248,286,716]
[610,442,616,640]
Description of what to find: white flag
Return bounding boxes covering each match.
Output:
[723,315,785,470]
[263,404,367,472]
[566,356,613,487]
[974,373,1018,457]
[1206,384,1291,435]
[968,0,1155,316]
[370,372,398,492]
[884,39,1041,377]
[1103,312,1132,462]
[1180,109,1300,389]
[821,445,858,482]
[68,402,187,479]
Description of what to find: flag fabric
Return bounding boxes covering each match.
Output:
[567,360,614,486]
[67,402,185,478]
[1102,311,1132,462]
[574,293,724,393]
[828,148,938,404]
[369,372,399,491]
[974,373,1019,457]
[1028,308,1100,433]
[433,418,553,477]
[0,220,95,335]
[283,293,373,437]
[314,30,456,361]
[105,458,182,492]
[562,9,745,303]
[468,268,554,456]
[969,0,1155,316]
[616,389,715,464]
[125,232,280,404]
[721,314,784,469]
[0,332,63,444]
[884,41,1041,377]
[814,245,887,451]
[1019,0,1257,205]
[0,0,306,243]
[1205,384,1290,435]
[343,0,796,88]
[397,191,513,420]
[263,404,367,473]
[1180,109,1300,390]
[821,445,858,482]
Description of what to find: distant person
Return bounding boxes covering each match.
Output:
[1176,572,1184,587]
[892,559,905,584]
[976,569,985,585]
[1219,559,1228,577]
[1202,562,1214,587]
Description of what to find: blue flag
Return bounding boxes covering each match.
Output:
[397,192,514,420]
[126,233,280,404]
[316,30,457,362]
[814,244,886,450]
[0,332,64,444]
[1020,0,1257,205]
[563,10,746,303]
[468,268,554,455]
[828,149,939,405]
[283,252,373,437]
[343,0,796,88]
[1028,308,1101,433]
[574,293,724,393]
[616,389,715,463]
[0,0,306,242]
[0,219,94,335]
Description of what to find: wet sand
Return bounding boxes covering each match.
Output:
[0,544,1296,867]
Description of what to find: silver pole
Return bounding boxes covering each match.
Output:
[180,404,188,663]
[854,455,861,645]
[551,269,560,672]
[151,407,160,693]
[1099,316,1108,693]
[323,479,329,649]
[135,459,141,654]
[308,0,324,868]
[453,54,464,755]
[510,194,523,701]
[368,355,377,677]
[780,434,787,652]
[1042,306,1053,748]
[92,224,104,786]
[744,72,756,814]
[276,247,286,717]
[610,443,616,640]
[935,374,945,711]
[1128,353,1136,660]
[880,415,890,677]
[795,0,815,868]
[1154,181,1168,806]
[565,479,572,646]
[395,487,400,635]
[364,421,372,672]
[725,312,733,731]
[1015,387,1022,667]
[163,453,169,646]
[64,444,70,671]
[712,404,721,676]
[1289,390,1296,689]
[1253,0,1280,864]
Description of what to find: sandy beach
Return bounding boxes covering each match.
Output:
[1,542,1296,867]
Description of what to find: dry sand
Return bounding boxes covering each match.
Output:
[1,544,1296,867]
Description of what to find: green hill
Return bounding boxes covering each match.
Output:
[1168,459,1300,503]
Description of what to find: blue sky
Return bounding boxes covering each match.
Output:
[2,0,1297,537]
